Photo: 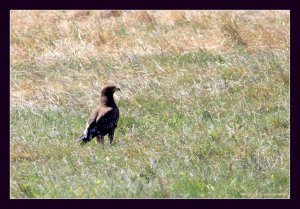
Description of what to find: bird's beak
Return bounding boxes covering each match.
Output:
[116,87,121,92]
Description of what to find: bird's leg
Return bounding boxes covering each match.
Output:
[108,132,114,145]
[96,135,104,144]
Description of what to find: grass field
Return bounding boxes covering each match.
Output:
[10,10,290,198]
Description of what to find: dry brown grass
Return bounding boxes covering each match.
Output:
[11,142,40,161]
[11,10,289,60]
[10,10,289,111]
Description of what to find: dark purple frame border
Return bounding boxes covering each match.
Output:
[1,0,298,209]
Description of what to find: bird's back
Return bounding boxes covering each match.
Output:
[96,105,119,129]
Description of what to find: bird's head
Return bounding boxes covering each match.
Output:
[101,84,121,96]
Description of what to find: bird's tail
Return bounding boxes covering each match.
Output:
[76,134,89,145]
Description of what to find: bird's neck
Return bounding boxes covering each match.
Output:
[100,95,116,107]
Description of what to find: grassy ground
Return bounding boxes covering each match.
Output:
[10,10,290,198]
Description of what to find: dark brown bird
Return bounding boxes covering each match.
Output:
[77,84,120,145]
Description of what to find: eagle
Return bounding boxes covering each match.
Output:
[77,84,120,145]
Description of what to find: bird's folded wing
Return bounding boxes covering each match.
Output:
[87,108,99,125]
[83,106,113,135]
[96,106,113,122]
[86,106,113,127]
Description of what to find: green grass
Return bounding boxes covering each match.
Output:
[10,10,290,198]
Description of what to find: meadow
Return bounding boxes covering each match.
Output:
[10,10,290,198]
